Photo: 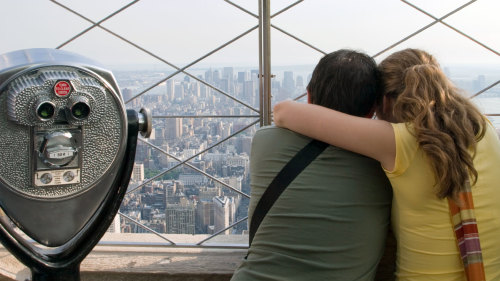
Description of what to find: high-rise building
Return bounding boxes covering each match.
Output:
[217,176,243,197]
[148,220,166,233]
[166,79,175,101]
[283,71,295,94]
[165,118,183,140]
[158,143,169,166]
[213,70,221,84]
[244,80,255,106]
[237,71,248,84]
[223,67,234,83]
[131,162,145,182]
[141,206,153,220]
[251,69,259,79]
[179,173,207,186]
[205,68,213,84]
[152,189,166,209]
[196,199,214,233]
[106,214,121,233]
[200,83,208,99]
[164,181,179,204]
[227,155,249,170]
[296,75,304,88]
[213,196,236,235]
[236,136,252,156]
[165,198,196,234]
[174,82,184,100]
[121,88,134,101]
[190,81,200,97]
[198,186,221,200]
[220,78,230,92]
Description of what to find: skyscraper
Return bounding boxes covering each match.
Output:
[165,198,196,234]
[283,71,295,94]
[165,118,183,140]
[213,70,221,85]
[174,82,184,100]
[213,196,236,235]
[166,79,175,101]
[106,215,121,233]
[296,75,304,88]
[131,162,145,182]
[205,68,213,84]
[223,67,234,83]
[121,88,134,101]
[237,71,248,84]
[244,80,255,106]
[196,199,214,233]
[220,78,230,92]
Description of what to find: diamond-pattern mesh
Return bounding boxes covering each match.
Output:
[0,0,498,248]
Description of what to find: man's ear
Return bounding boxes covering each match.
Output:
[307,90,312,104]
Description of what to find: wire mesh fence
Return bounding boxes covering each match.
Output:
[0,0,498,248]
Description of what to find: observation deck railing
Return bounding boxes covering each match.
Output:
[0,0,499,252]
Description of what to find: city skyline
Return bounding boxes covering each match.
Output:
[115,64,499,236]
[0,0,498,240]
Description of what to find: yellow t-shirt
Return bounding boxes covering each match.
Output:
[385,122,500,281]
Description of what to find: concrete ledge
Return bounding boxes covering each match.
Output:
[82,272,234,281]
[0,232,395,281]
[80,247,245,281]
[0,247,246,281]
[0,233,248,281]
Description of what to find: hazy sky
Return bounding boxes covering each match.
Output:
[0,0,499,68]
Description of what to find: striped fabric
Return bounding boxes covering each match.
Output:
[448,183,486,281]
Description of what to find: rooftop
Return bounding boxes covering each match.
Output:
[0,0,498,280]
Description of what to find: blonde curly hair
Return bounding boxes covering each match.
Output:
[379,49,486,199]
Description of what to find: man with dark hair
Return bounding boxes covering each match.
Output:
[231,50,393,281]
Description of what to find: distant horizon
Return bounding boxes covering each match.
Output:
[109,62,500,71]
[109,63,500,84]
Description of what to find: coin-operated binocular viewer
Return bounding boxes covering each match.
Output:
[0,48,152,281]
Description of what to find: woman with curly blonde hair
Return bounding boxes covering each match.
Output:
[273,49,500,280]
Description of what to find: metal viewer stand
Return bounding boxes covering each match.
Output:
[0,48,152,281]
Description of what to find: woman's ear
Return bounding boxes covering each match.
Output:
[307,90,312,104]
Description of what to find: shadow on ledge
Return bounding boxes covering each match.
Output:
[0,231,396,281]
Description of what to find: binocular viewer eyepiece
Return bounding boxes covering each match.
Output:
[0,48,151,280]
[35,96,91,122]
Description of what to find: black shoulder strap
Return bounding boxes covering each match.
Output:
[248,139,329,248]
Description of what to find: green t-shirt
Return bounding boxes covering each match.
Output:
[231,126,392,281]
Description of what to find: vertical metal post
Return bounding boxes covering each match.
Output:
[258,0,264,127]
[259,0,272,126]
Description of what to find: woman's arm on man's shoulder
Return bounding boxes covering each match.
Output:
[273,100,396,170]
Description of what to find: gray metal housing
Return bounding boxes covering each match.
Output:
[0,49,128,246]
